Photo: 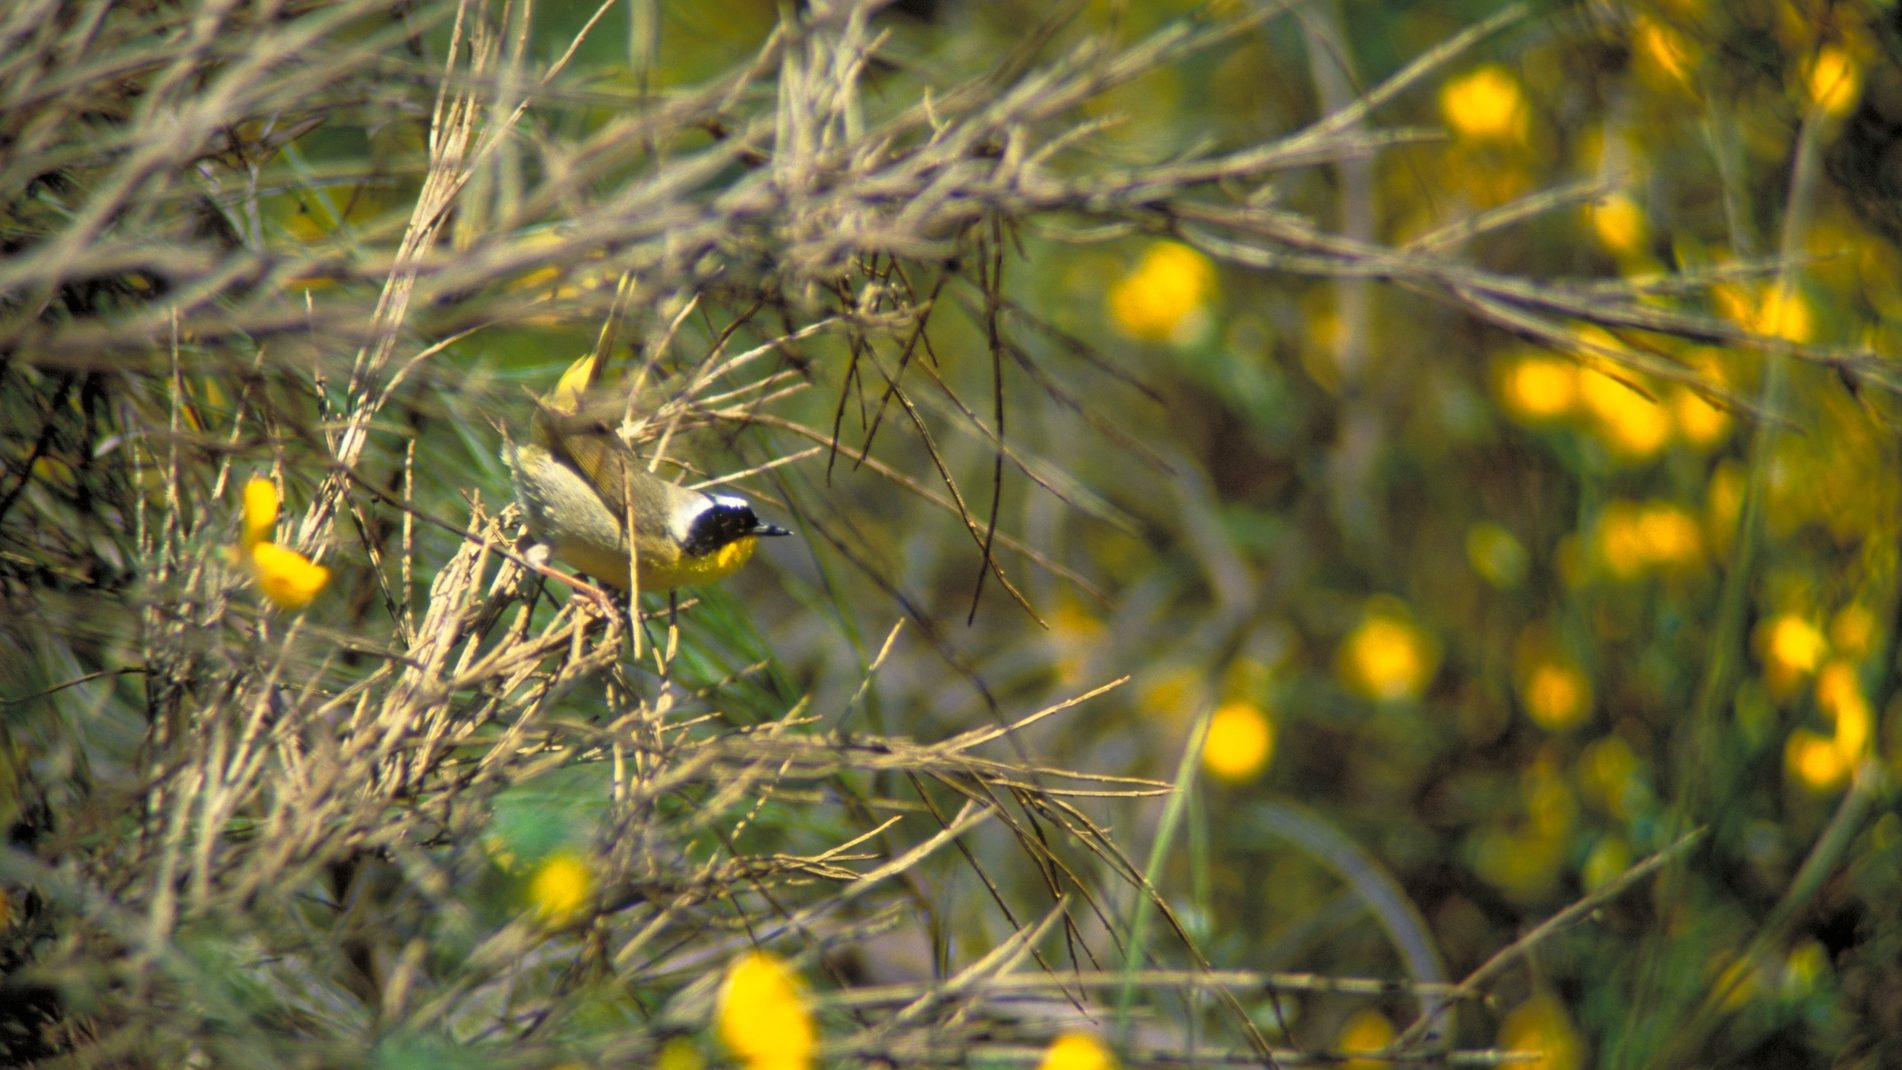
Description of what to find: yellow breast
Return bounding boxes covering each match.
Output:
[635,535,759,591]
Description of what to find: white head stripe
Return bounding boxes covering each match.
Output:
[669,496,713,542]
[671,493,755,545]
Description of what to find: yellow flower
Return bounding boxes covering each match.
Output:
[1337,1008,1396,1070]
[718,951,815,1070]
[1671,384,1731,448]
[1751,284,1813,343]
[238,476,330,609]
[249,541,332,611]
[1107,242,1217,344]
[1761,614,1827,677]
[527,851,594,926]
[1595,501,1703,579]
[1202,701,1274,784]
[1816,660,1872,762]
[1441,65,1529,142]
[1578,367,1670,459]
[1497,993,1585,1070]
[1640,505,1702,564]
[1519,657,1592,732]
[1038,1032,1116,1070]
[1496,354,1578,424]
[1805,45,1862,117]
[1338,599,1439,702]
[1787,728,1851,791]
[243,476,281,548]
[1587,193,1648,257]
[1632,15,1698,90]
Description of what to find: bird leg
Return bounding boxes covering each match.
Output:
[521,543,622,618]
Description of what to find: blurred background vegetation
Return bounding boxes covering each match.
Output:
[3,0,1900,1067]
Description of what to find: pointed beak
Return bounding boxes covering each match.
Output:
[757,522,794,538]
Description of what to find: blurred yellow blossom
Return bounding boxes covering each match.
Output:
[1787,728,1852,791]
[1107,242,1216,344]
[1578,366,1670,459]
[1632,15,1698,91]
[1038,1032,1115,1070]
[248,542,332,611]
[527,851,594,926]
[1751,283,1814,343]
[1638,505,1702,565]
[1498,993,1585,1070]
[1497,354,1578,424]
[1338,598,1439,702]
[1783,652,1873,794]
[1757,614,1827,694]
[1668,348,1735,449]
[1817,660,1872,761]
[1587,193,1648,257]
[1519,656,1593,732]
[1441,65,1529,142]
[1337,1007,1396,1070]
[1595,500,1703,578]
[1804,44,1862,117]
[1670,386,1730,448]
[718,951,815,1070]
[237,477,330,610]
[242,476,280,547]
[1203,701,1274,783]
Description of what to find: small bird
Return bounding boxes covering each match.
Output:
[503,354,791,595]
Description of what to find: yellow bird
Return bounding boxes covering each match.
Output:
[503,355,790,594]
